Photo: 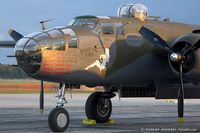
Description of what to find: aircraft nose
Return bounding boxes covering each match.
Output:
[14,38,42,75]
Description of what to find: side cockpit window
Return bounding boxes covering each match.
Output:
[52,39,65,50]
[47,30,65,51]
[114,23,124,35]
[68,37,78,48]
[62,28,78,48]
[35,30,65,51]
[101,22,114,34]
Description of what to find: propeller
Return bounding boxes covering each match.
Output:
[40,80,44,113]
[139,26,172,52]
[8,29,23,42]
[139,26,200,123]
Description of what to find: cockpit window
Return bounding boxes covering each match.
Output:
[114,23,124,35]
[25,32,41,38]
[72,19,99,33]
[47,30,65,50]
[34,33,50,45]
[48,30,63,38]
[62,28,78,48]
[53,39,65,50]
[68,19,76,26]
[101,22,114,34]
[33,31,65,51]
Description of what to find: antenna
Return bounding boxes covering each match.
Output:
[39,19,55,30]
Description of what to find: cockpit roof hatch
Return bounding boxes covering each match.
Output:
[117,3,148,21]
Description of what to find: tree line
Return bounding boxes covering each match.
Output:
[0,64,28,79]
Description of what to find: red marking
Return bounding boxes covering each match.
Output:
[43,71,53,74]
[42,68,54,71]
[42,68,71,72]
[42,66,70,69]
[55,64,67,67]
[43,71,70,75]
[42,64,71,68]
[42,63,69,66]
[54,68,66,71]
[55,72,70,74]
[43,60,65,63]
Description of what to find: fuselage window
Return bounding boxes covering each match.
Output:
[114,23,124,35]
[62,28,78,48]
[47,30,65,51]
[52,39,65,50]
[33,33,51,50]
[68,37,77,48]
[101,22,114,34]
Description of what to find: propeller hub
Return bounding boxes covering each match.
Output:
[170,53,184,62]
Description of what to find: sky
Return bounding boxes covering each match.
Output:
[0,0,200,64]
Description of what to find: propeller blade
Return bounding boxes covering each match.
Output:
[8,29,23,42]
[183,39,200,56]
[40,80,44,113]
[178,63,184,123]
[139,26,171,52]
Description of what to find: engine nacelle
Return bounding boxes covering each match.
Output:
[169,33,200,82]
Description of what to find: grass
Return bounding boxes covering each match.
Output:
[0,79,97,94]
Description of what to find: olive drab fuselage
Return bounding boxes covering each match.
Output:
[14,16,200,87]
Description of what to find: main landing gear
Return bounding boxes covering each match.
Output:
[48,83,70,132]
[85,92,116,123]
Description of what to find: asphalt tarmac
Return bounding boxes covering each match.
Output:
[0,94,200,133]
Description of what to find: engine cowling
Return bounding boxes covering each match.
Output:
[169,33,200,82]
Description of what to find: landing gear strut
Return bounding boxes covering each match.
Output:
[48,83,70,132]
[85,92,115,123]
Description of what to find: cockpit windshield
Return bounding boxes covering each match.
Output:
[70,18,99,32]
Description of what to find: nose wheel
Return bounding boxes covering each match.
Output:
[48,107,70,132]
[85,92,112,123]
[48,83,70,132]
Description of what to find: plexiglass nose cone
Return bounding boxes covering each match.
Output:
[14,38,42,75]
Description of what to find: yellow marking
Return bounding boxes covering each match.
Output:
[8,29,13,35]
[106,119,115,124]
[40,109,44,114]
[82,119,96,125]
[178,117,183,123]
[166,100,177,103]
[82,119,115,125]
[162,99,177,103]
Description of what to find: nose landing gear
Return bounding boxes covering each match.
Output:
[48,83,70,132]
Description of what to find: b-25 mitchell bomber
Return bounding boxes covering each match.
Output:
[1,3,200,132]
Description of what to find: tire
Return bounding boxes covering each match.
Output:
[48,107,70,132]
[85,92,112,123]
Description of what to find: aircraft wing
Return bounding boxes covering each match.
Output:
[0,40,15,48]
